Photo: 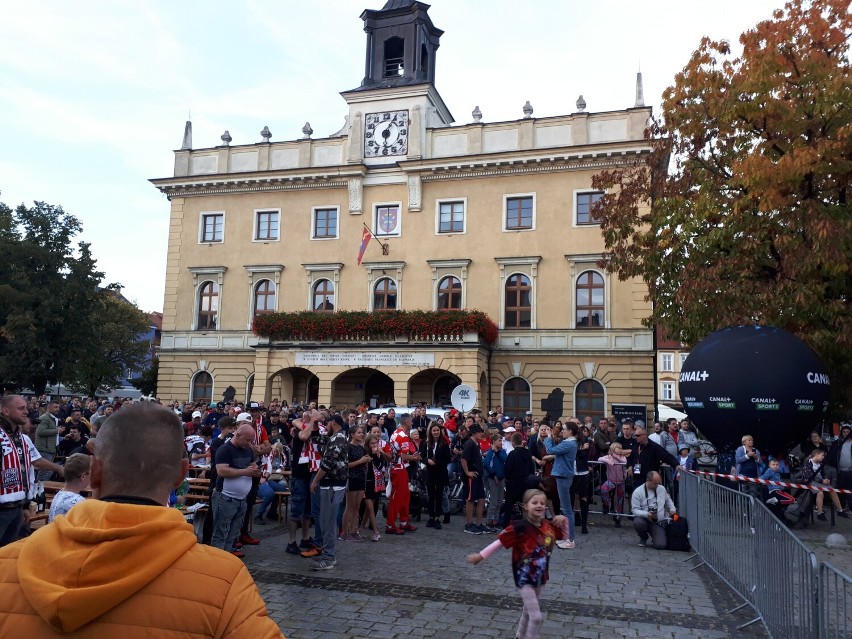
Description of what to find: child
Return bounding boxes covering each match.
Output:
[467,489,567,639]
[801,449,850,520]
[673,444,697,504]
[759,459,784,503]
[48,453,91,523]
[597,443,628,527]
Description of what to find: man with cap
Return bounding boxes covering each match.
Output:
[185,409,203,436]
[204,402,226,428]
[828,424,852,508]
[523,410,535,431]
[501,424,517,454]
[462,423,488,534]
[309,413,348,570]
[34,400,63,482]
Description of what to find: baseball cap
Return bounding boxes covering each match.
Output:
[842,424,851,432]
[216,402,225,409]
[249,401,261,410]
[678,444,691,453]
[525,411,533,416]
[192,410,202,419]
[503,426,517,433]
[635,420,645,428]
[468,424,484,435]
[236,413,252,423]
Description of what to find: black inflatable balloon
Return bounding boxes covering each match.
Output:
[679,325,830,454]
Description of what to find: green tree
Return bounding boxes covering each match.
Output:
[0,198,105,394]
[65,294,152,397]
[131,357,159,398]
[592,0,852,412]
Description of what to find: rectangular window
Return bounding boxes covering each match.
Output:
[313,208,338,239]
[680,352,689,368]
[505,196,533,230]
[438,201,465,234]
[255,210,279,241]
[200,213,224,242]
[661,353,674,372]
[576,191,604,225]
[661,382,675,401]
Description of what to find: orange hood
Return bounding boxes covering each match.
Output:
[18,499,198,632]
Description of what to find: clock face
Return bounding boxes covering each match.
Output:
[364,110,409,158]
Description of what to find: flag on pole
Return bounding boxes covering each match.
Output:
[357,226,371,265]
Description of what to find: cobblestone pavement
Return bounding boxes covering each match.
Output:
[242,511,768,639]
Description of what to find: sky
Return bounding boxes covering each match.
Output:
[0,0,786,313]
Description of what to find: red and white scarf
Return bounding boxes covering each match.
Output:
[0,427,33,502]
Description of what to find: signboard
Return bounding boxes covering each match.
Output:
[450,384,478,413]
[611,403,647,425]
[295,351,435,367]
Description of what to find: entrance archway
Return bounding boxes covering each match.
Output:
[331,368,395,408]
[268,367,319,406]
[408,369,461,407]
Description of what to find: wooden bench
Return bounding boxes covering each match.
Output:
[274,491,291,525]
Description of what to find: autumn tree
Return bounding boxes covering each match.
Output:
[592,0,852,411]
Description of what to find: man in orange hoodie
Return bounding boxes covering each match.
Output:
[0,401,284,638]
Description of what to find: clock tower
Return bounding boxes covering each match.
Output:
[342,0,454,165]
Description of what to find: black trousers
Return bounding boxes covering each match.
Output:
[240,476,261,536]
[426,471,447,518]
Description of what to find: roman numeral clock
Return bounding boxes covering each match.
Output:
[364,110,409,157]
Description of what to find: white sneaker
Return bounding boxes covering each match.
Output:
[556,539,575,549]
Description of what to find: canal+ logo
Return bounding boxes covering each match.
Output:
[806,372,830,385]
[679,370,709,382]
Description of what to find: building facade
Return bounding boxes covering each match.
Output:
[151,0,655,420]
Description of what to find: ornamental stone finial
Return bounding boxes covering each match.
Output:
[220,130,232,146]
[260,126,272,143]
[302,122,313,139]
[576,95,587,112]
[522,101,533,119]
[472,106,482,123]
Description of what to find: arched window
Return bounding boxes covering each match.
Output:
[197,281,219,330]
[576,271,605,328]
[503,377,531,417]
[192,372,213,403]
[505,273,532,328]
[373,277,397,310]
[575,379,605,422]
[313,279,335,312]
[437,276,462,310]
[253,279,275,318]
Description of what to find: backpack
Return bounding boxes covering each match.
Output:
[665,517,690,552]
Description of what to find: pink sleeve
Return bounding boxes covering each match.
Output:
[478,539,504,560]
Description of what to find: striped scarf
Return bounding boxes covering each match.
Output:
[0,425,33,502]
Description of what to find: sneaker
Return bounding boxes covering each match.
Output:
[299,538,315,550]
[638,538,647,547]
[230,549,245,558]
[300,546,322,558]
[443,514,451,525]
[426,518,435,528]
[464,523,477,534]
[817,511,827,521]
[385,525,405,535]
[838,510,850,519]
[371,532,381,542]
[253,516,267,526]
[475,524,489,535]
[433,520,442,530]
[240,534,261,545]
[766,497,779,506]
[581,526,589,535]
[400,522,417,532]
[234,541,243,549]
[556,539,576,549]
[311,558,336,571]
[285,542,300,555]
[350,532,365,542]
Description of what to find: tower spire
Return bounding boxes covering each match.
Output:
[634,70,645,108]
[181,119,192,150]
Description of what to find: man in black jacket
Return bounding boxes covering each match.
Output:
[633,426,679,486]
[501,432,537,526]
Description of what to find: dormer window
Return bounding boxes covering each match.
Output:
[383,37,404,77]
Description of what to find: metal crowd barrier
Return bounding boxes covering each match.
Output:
[680,471,850,639]
[820,562,852,639]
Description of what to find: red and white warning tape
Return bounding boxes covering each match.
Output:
[687,469,852,495]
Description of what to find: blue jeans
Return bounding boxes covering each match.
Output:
[255,480,288,518]
[554,476,575,541]
[318,487,345,560]
[211,491,247,551]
